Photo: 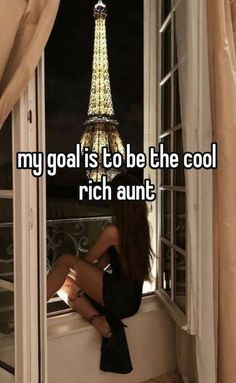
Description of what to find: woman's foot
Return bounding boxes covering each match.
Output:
[89,314,112,338]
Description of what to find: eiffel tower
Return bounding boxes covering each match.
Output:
[80,0,125,182]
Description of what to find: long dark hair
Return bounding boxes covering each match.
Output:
[111,173,154,282]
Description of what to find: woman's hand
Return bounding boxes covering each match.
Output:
[67,277,83,301]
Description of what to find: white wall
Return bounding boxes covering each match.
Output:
[176,327,197,383]
[48,297,177,383]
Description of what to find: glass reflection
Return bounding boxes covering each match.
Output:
[162,0,172,23]
[161,135,171,186]
[174,15,178,66]
[174,191,186,249]
[161,190,171,240]
[174,70,181,125]
[162,242,171,296]
[161,22,171,78]
[161,77,171,132]
[174,251,186,312]
[174,129,185,186]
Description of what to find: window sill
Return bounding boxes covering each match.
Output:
[47,292,177,383]
[47,294,161,340]
[155,289,187,331]
[0,367,14,382]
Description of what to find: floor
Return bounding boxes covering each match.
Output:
[142,370,184,383]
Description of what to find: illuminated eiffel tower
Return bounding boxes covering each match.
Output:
[80,0,125,182]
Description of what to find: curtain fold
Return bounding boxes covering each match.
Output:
[207,1,236,382]
[175,0,198,336]
[175,0,216,382]
[0,0,60,128]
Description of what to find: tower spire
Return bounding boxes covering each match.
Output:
[88,0,114,116]
[80,1,125,182]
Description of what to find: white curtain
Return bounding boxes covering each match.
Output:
[0,0,60,128]
[175,0,216,382]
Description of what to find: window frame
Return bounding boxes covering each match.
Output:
[0,0,215,381]
[155,0,188,330]
[13,75,41,383]
[42,0,157,310]
[0,76,42,382]
[0,115,14,376]
[144,0,158,292]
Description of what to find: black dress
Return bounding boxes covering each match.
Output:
[103,246,143,319]
[90,246,143,374]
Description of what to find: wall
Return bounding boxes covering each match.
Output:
[48,296,177,383]
[176,327,197,383]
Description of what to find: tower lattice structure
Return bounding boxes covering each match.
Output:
[80,0,125,182]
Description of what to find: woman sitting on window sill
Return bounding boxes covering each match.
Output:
[47,173,154,374]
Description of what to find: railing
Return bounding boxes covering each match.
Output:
[46,216,112,315]
[0,216,112,319]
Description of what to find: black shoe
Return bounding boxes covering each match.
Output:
[100,316,133,374]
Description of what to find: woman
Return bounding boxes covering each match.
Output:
[47,172,154,373]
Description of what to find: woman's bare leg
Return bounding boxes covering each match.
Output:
[57,277,98,318]
[57,277,112,337]
[47,254,104,304]
[47,254,112,336]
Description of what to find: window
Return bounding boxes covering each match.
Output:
[158,0,186,313]
[0,79,45,381]
[0,115,14,375]
[44,0,150,315]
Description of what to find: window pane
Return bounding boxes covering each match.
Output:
[174,15,178,66]
[161,22,171,78]
[174,70,181,126]
[174,251,186,312]
[0,199,13,283]
[161,77,171,132]
[161,135,171,186]
[0,115,12,190]
[0,199,13,224]
[174,129,185,186]
[162,242,171,296]
[174,191,186,249]
[161,0,172,23]
[0,199,14,370]
[0,290,14,367]
[159,0,187,313]
[161,190,171,240]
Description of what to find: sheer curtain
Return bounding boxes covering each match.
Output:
[175,0,216,382]
[0,0,60,128]
[207,1,236,382]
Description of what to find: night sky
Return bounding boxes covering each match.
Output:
[0,0,143,219]
[45,0,143,153]
[45,0,143,214]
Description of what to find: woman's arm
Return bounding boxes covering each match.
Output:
[83,224,118,263]
[96,252,111,270]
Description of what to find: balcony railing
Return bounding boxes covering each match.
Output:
[0,216,112,320]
